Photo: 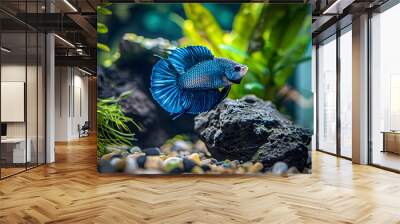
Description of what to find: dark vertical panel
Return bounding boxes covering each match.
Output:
[44,0,48,165]
[336,27,341,157]
[25,0,28,171]
[36,0,39,167]
[315,45,319,151]
[367,11,373,165]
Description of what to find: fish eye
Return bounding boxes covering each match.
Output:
[234,66,241,72]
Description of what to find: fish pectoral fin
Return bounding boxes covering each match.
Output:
[219,85,231,100]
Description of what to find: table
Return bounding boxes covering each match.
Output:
[381,131,400,154]
[1,138,32,163]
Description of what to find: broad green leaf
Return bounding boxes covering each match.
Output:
[97,6,112,15]
[97,22,108,34]
[97,43,110,52]
[231,3,263,50]
[183,3,224,53]
[280,7,309,51]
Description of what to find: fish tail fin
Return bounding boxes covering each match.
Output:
[170,109,188,120]
[150,59,190,115]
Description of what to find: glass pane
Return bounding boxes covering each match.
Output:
[26,0,39,169]
[317,36,337,154]
[371,5,400,171]
[339,29,352,158]
[1,30,27,177]
[38,32,45,165]
[27,30,38,169]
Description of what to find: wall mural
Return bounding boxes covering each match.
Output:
[97,3,313,175]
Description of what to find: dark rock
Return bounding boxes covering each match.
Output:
[252,127,310,172]
[182,158,196,172]
[200,164,211,172]
[136,155,147,168]
[143,147,161,156]
[169,167,183,174]
[194,95,311,172]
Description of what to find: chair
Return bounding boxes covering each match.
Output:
[79,121,90,138]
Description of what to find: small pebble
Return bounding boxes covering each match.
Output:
[248,162,263,173]
[98,159,114,173]
[143,147,161,156]
[183,158,197,173]
[125,156,138,173]
[191,166,204,174]
[200,164,211,172]
[242,162,253,172]
[188,153,201,165]
[136,155,147,168]
[210,164,223,173]
[222,163,231,169]
[236,167,246,174]
[101,153,114,161]
[129,146,142,154]
[110,158,126,172]
[145,156,163,169]
[216,161,224,166]
[169,167,183,174]
[287,166,300,174]
[171,140,192,152]
[200,159,211,165]
[163,157,183,173]
[178,151,190,157]
[101,152,121,161]
[232,160,240,166]
[120,151,129,158]
[159,155,168,161]
[272,162,288,175]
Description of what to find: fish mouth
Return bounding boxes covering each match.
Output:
[228,66,248,84]
[240,66,248,77]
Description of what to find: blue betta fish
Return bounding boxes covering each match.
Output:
[150,46,248,119]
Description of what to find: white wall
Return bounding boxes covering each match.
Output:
[1,63,46,164]
[54,67,89,141]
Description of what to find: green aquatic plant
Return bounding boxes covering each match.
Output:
[97,2,120,68]
[97,91,139,157]
[176,3,311,106]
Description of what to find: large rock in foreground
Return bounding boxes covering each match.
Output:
[194,95,311,172]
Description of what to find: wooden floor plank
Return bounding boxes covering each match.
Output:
[0,136,400,224]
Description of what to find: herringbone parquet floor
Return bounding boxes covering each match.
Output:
[1,136,400,224]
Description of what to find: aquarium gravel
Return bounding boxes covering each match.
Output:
[98,138,302,175]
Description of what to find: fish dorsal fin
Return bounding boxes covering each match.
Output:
[168,46,214,75]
